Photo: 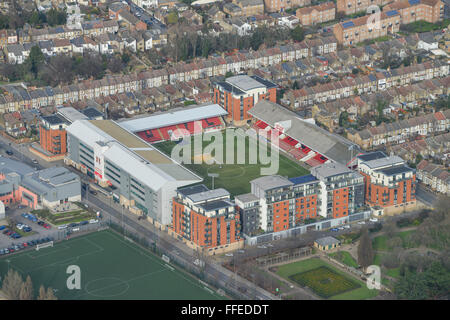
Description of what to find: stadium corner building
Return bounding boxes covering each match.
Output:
[65,119,202,225]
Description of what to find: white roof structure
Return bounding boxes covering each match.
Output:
[119,103,227,133]
[66,120,201,192]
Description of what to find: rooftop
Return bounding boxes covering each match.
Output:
[119,103,227,133]
[251,175,293,191]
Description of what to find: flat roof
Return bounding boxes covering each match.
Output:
[362,155,405,169]
[251,175,293,191]
[119,103,227,133]
[376,164,413,176]
[198,199,234,211]
[311,162,353,179]
[357,151,387,162]
[57,107,89,123]
[289,174,318,185]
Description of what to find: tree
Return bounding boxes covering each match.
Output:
[2,269,24,300]
[290,25,305,42]
[37,285,47,300]
[46,287,58,300]
[166,11,179,25]
[26,46,45,77]
[19,276,33,300]
[357,228,374,272]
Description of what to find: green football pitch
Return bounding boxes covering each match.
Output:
[154,130,309,196]
[0,230,224,300]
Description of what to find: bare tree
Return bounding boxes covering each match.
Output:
[37,285,47,300]
[357,228,374,273]
[2,269,24,300]
[19,275,33,300]
[45,287,58,300]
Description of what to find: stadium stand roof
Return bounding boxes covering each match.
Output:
[248,100,361,165]
[67,120,201,191]
[118,103,227,133]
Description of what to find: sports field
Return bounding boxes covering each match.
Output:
[0,230,224,300]
[154,130,309,196]
[275,258,379,300]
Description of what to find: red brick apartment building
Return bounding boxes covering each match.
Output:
[264,0,311,13]
[357,152,416,213]
[383,0,444,24]
[296,2,336,26]
[172,185,242,254]
[337,0,392,15]
[333,11,401,45]
[213,75,277,124]
[39,114,70,156]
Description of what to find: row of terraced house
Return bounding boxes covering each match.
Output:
[0,35,337,114]
[348,109,450,149]
[284,60,449,108]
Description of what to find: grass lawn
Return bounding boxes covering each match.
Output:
[328,251,359,268]
[0,230,224,300]
[372,230,417,251]
[32,208,97,226]
[154,130,309,196]
[275,258,379,300]
[289,266,360,299]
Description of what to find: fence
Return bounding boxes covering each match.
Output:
[245,210,371,246]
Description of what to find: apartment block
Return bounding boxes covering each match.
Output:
[238,163,364,234]
[172,185,242,252]
[213,75,277,124]
[357,152,416,211]
[333,12,401,45]
[296,2,336,26]
[336,0,392,15]
[264,0,311,14]
[383,0,444,24]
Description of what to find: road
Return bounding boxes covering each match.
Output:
[416,183,438,207]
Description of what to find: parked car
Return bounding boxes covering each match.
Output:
[43,223,51,229]
[32,159,38,164]
[16,223,24,230]
[369,218,378,222]
[23,227,32,232]
[0,225,6,231]
[5,150,13,155]
[57,224,67,230]
[331,228,339,231]
[80,221,88,226]
[37,221,45,226]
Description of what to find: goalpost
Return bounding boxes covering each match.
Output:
[35,241,54,251]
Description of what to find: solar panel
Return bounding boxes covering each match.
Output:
[408,0,420,5]
[342,21,355,29]
[386,10,399,16]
